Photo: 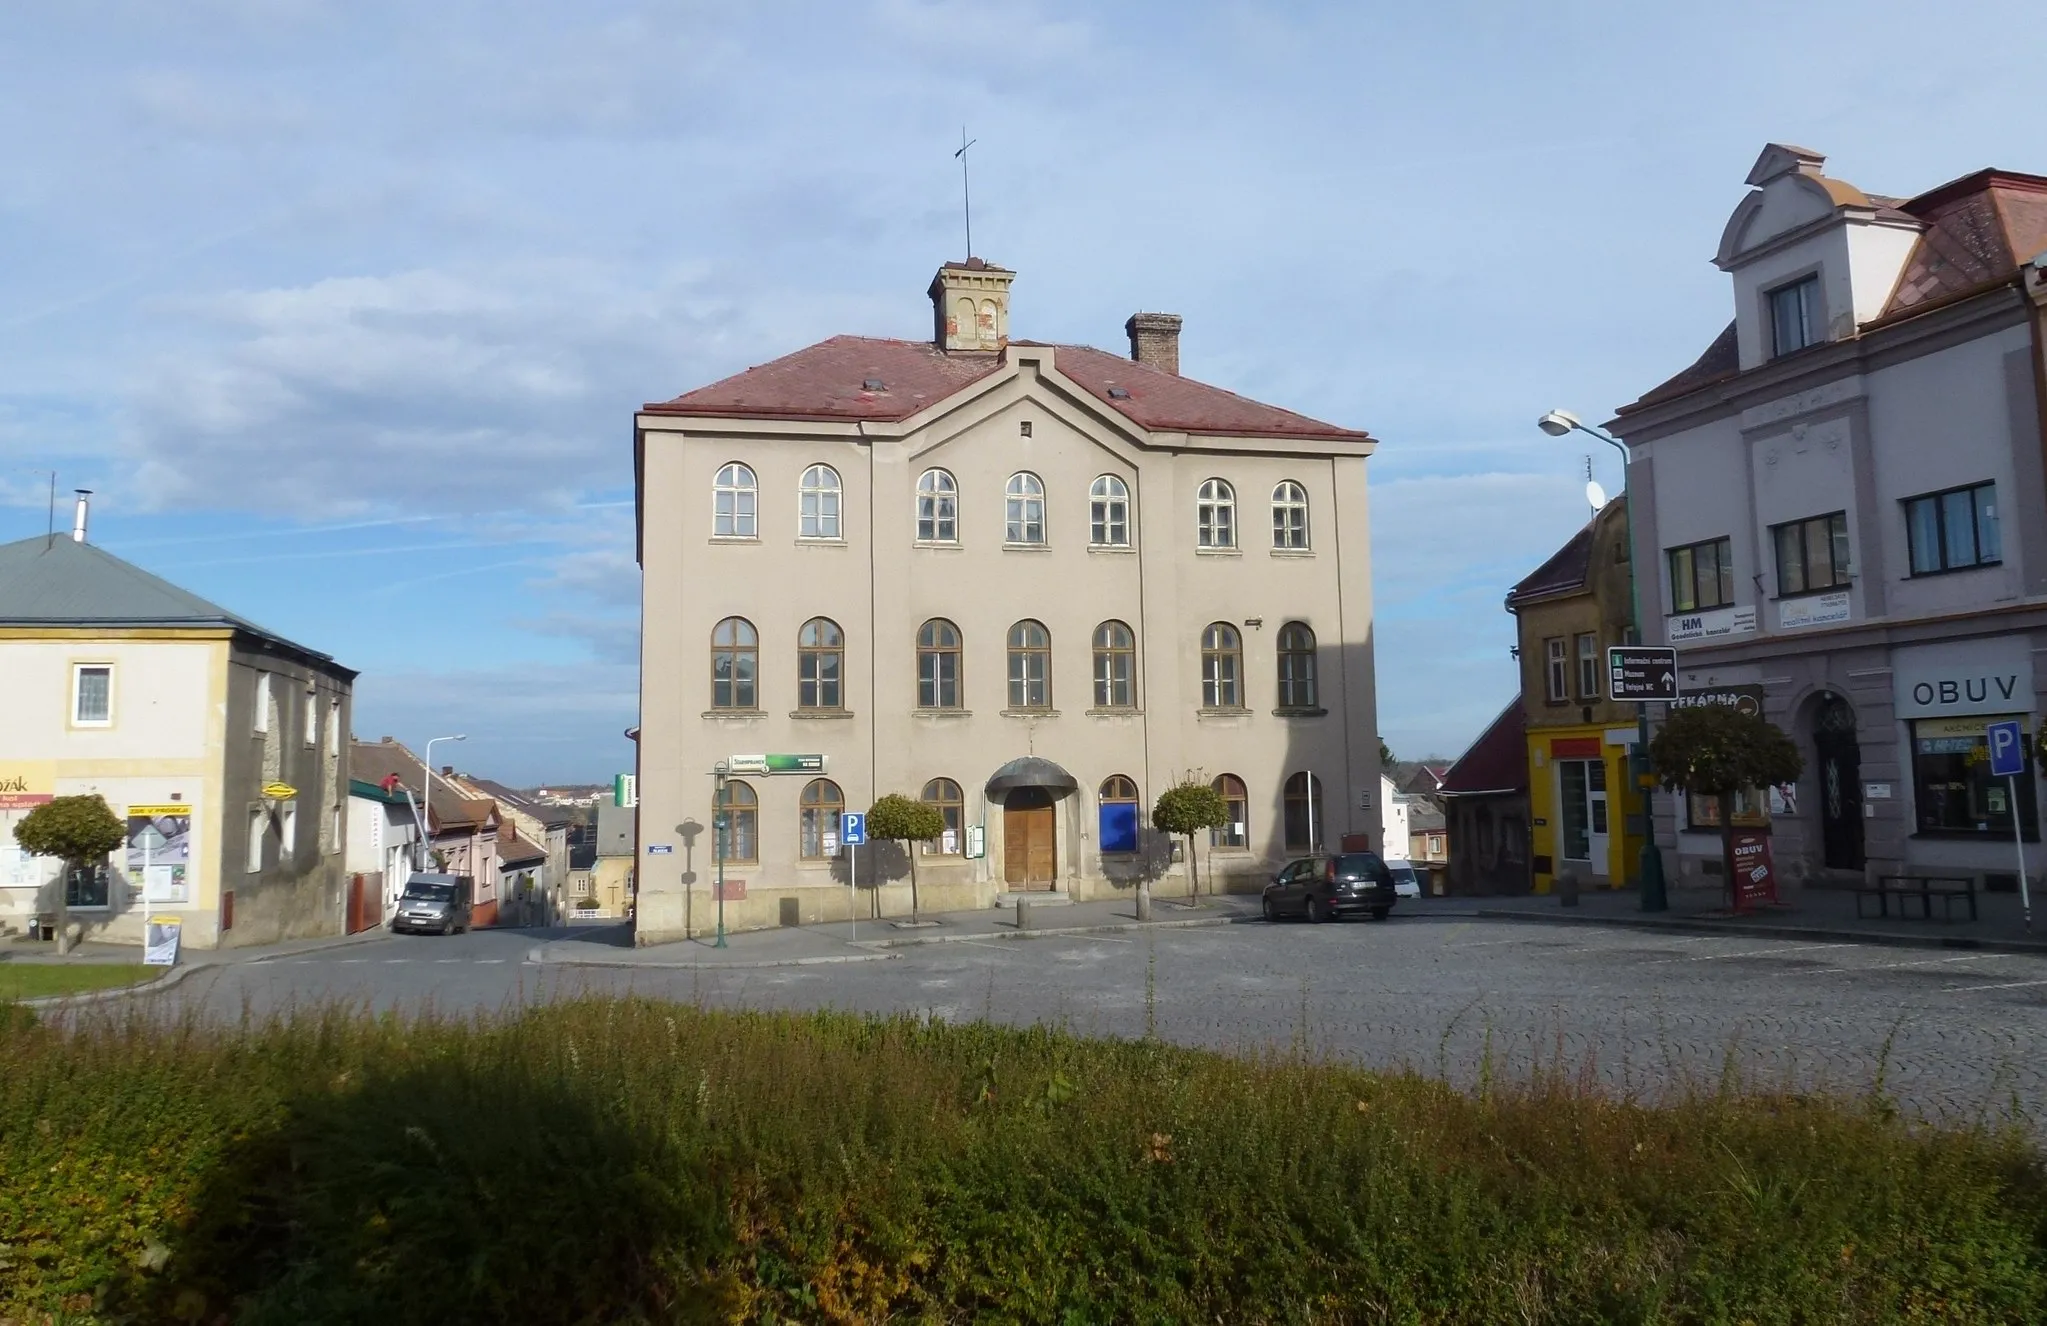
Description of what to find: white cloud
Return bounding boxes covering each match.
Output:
[352,660,638,785]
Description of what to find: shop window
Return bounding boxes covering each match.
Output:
[1687,787,1771,830]
[1912,716,2039,838]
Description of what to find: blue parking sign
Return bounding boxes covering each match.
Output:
[841,811,867,846]
[1989,720,2026,778]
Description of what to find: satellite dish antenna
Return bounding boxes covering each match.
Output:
[1585,479,1608,512]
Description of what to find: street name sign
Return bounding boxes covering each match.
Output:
[1608,646,1679,702]
[727,753,827,776]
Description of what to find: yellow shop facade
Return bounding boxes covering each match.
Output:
[1506,499,1647,893]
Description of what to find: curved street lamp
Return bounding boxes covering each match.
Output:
[1537,409,1669,912]
[420,733,468,873]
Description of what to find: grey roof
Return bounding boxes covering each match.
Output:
[0,535,345,669]
[985,756,1079,798]
[596,803,635,856]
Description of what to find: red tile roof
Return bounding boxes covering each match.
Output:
[1622,166,2047,415]
[644,335,1368,442]
[1506,501,1623,606]
[1438,699,1527,796]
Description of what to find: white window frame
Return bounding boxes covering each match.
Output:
[246,805,266,873]
[1271,481,1310,550]
[303,688,318,747]
[712,461,759,539]
[328,697,342,751]
[1197,479,1236,549]
[1768,275,1821,358]
[1575,633,1600,700]
[799,463,842,540]
[1545,637,1568,703]
[70,663,113,728]
[281,799,298,860]
[916,468,958,543]
[1005,472,1046,545]
[1089,475,1130,547]
[254,671,272,734]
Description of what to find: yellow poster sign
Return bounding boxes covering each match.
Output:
[0,761,55,810]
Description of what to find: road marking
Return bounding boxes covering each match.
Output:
[1788,953,1999,976]
[1944,977,2047,993]
[340,959,366,964]
[1643,943,1846,965]
[382,958,411,964]
[477,958,505,964]
[436,959,461,964]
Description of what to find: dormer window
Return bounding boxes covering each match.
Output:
[1768,275,1821,358]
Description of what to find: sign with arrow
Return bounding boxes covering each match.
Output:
[1608,646,1679,702]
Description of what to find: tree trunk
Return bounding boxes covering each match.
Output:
[1718,791,1737,911]
[1188,833,1200,898]
[909,845,920,922]
[55,860,73,956]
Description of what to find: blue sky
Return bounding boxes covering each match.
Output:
[4,1,2044,784]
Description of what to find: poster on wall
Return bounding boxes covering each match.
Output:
[127,804,193,905]
[1729,831,1778,911]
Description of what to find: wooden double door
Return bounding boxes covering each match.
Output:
[1003,788,1058,890]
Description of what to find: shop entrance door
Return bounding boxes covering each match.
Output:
[1815,695,1865,871]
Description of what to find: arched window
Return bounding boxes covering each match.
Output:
[1284,772,1323,853]
[1272,480,1309,550]
[1276,621,1318,709]
[917,469,958,543]
[1210,775,1248,848]
[1099,775,1140,854]
[1090,475,1130,547]
[800,464,842,539]
[1197,478,1236,548]
[1007,619,1051,710]
[710,617,758,710]
[1005,472,1046,545]
[713,462,758,538]
[916,618,961,709]
[921,777,964,855]
[1201,622,1242,708]
[799,779,844,859]
[797,617,843,710]
[1092,620,1135,709]
[716,780,757,863]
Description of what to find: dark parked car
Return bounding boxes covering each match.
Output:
[1261,852,1398,923]
[392,872,474,936]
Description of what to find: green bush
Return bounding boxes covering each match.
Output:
[3,1001,2045,1323]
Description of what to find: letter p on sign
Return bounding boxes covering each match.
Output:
[1989,720,2026,778]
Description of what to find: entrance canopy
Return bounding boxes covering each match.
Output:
[985,757,1079,800]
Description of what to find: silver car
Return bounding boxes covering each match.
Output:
[392,872,473,935]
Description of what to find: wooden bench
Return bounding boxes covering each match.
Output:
[1853,875,1978,923]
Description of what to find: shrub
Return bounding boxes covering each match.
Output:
[2,1002,2044,1322]
[867,793,945,919]
[1151,779,1229,895]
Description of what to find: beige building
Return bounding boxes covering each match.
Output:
[0,525,355,948]
[631,260,1383,943]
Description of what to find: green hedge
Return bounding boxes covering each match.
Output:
[3,1000,2045,1322]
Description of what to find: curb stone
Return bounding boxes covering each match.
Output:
[1472,907,2047,957]
[14,962,199,1010]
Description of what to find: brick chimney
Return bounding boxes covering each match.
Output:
[1125,313,1182,375]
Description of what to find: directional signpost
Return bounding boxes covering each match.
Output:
[1607,646,1678,702]
[1989,719,2030,931]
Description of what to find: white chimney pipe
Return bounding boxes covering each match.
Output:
[71,490,91,543]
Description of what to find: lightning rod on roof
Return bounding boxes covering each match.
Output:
[954,126,977,260]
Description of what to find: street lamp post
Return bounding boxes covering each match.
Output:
[1537,410,1669,912]
[711,762,729,949]
[421,734,467,873]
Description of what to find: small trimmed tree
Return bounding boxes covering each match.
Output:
[1648,704,1804,905]
[867,793,945,921]
[1152,778,1230,898]
[13,794,125,956]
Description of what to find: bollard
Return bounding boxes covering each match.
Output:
[1559,869,1581,908]
[1135,883,1152,922]
[1016,899,1033,930]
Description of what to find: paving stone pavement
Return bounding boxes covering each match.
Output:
[128,914,2047,1127]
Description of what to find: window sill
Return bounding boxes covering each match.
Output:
[1771,586,1852,602]
[1196,706,1252,718]
[1271,707,1328,718]
[1085,707,1143,718]
[1905,560,2003,580]
[912,708,973,719]
[1911,828,2041,843]
[1208,846,1253,856]
[795,537,848,548]
[1000,707,1060,718]
[913,540,963,551]
[1002,542,1052,553]
[1087,543,1135,554]
[790,709,854,720]
[701,709,768,720]
[708,535,760,545]
[1269,547,1314,558]
[1195,546,1242,557]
